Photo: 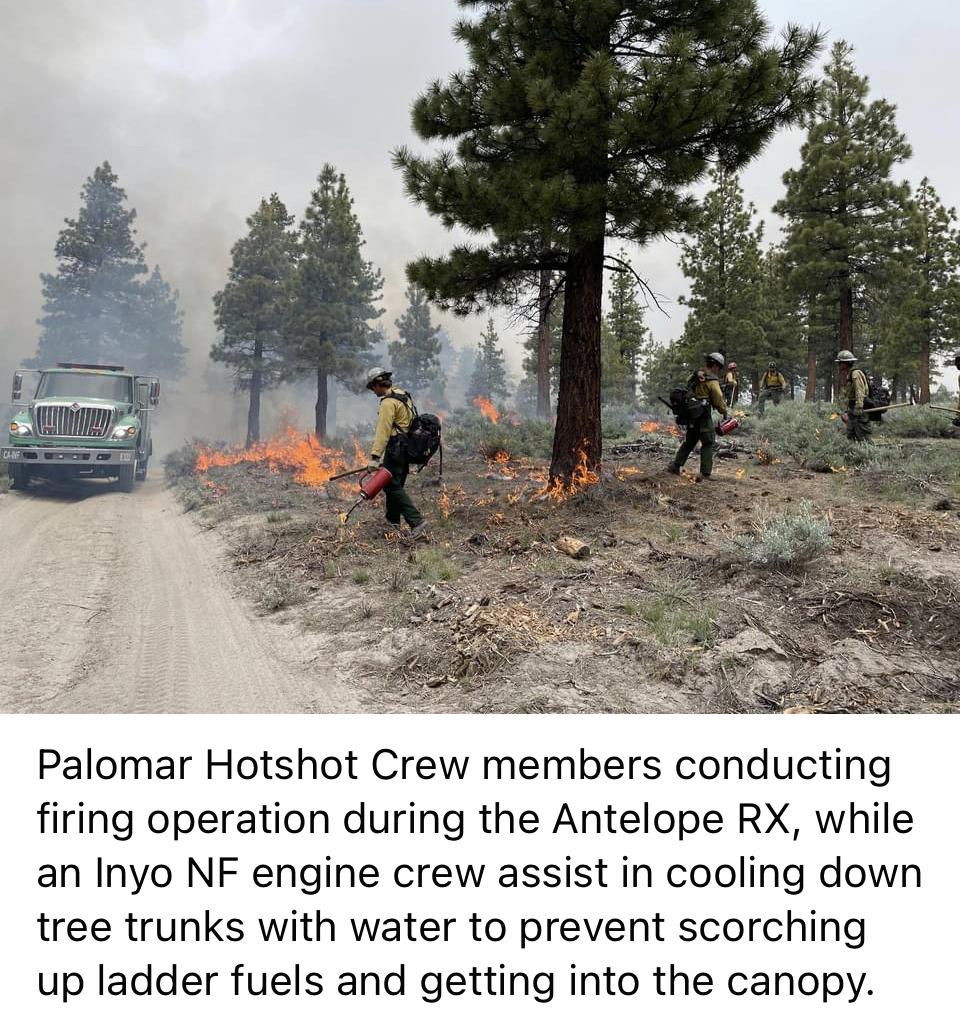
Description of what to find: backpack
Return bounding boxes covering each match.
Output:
[863,376,891,422]
[385,392,443,473]
[666,374,711,426]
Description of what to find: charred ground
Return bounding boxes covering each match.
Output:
[165,406,960,715]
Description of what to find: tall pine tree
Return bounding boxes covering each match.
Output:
[775,40,911,397]
[388,283,444,395]
[467,319,510,403]
[601,252,648,404]
[211,194,298,446]
[678,168,767,376]
[286,165,383,438]
[36,162,185,377]
[395,1,820,485]
[891,178,960,401]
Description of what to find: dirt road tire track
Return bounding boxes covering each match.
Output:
[0,478,352,713]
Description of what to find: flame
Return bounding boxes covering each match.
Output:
[439,485,452,519]
[735,468,746,480]
[545,444,600,500]
[491,450,512,464]
[639,420,681,438]
[194,427,364,487]
[614,465,642,479]
[473,396,500,423]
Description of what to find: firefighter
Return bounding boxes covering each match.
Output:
[722,361,739,405]
[667,352,730,482]
[757,361,787,416]
[365,368,427,539]
[836,350,872,442]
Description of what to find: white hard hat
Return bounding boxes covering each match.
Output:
[365,367,392,390]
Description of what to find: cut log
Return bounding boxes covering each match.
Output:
[556,535,590,560]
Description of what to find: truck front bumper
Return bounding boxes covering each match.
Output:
[1,446,135,465]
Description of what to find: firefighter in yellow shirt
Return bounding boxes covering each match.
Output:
[835,350,872,442]
[365,368,427,539]
[757,361,787,416]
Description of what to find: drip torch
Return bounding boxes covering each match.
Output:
[337,467,393,525]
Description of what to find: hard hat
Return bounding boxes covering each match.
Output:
[705,351,724,368]
[727,361,737,371]
[365,367,392,390]
[835,350,857,364]
[768,361,777,368]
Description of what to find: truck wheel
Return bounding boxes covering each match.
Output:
[9,464,31,490]
[117,463,136,492]
[135,457,148,482]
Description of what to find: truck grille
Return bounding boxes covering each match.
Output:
[35,404,114,438]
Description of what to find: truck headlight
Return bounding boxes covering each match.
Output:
[112,424,138,439]
[9,421,32,437]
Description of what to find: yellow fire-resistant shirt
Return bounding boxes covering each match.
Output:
[691,374,729,415]
[371,388,415,459]
[839,368,868,412]
[762,371,787,390]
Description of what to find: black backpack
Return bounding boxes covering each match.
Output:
[386,392,443,473]
[665,374,711,427]
[863,377,891,421]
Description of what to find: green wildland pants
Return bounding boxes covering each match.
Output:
[757,387,783,416]
[846,411,873,443]
[673,415,716,477]
[383,448,424,528]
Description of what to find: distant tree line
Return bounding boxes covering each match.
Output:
[646,41,960,406]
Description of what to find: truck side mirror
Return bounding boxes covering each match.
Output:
[149,380,160,407]
[12,372,23,402]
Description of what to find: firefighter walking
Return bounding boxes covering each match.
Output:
[757,361,787,416]
[667,352,730,482]
[365,368,427,539]
[836,350,872,442]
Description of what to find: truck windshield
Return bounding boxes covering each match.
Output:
[36,373,133,403]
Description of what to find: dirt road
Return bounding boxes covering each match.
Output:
[0,477,356,713]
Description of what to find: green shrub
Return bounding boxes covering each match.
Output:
[881,405,959,439]
[753,402,886,471]
[731,500,832,569]
[601,403,638,439]
[445,410,553,460]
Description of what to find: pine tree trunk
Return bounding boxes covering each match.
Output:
[246,338,263,448]
[550,235,604,486]
[806,347,817,402]
[536,269,552,419]
[315,367,328,439]
[919,324,931,404]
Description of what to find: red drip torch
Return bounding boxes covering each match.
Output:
[334,466,394,525]
[716,417,740,436]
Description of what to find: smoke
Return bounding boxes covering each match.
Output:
[2,0,959,441]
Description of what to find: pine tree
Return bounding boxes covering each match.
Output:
[134,266,185,380]
[395,1,820,485]
[286,165,383,438]
[211,194,298,446]
[36,161,185,377]
[388,283,444,396]
[467,319,510,403]
[678,169,766,377]
[522,285,562,407]
[775,40,912,396]
[890,178,960,402]
[601,252,648,404]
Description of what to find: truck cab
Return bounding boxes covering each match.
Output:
[4,364,160,492]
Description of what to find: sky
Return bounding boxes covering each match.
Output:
[1,0,958,434]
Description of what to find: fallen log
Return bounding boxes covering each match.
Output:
[556,535,590,560]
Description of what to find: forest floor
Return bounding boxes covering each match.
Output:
[167,423,960,715]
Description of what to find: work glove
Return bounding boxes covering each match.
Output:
[366,459,381,473]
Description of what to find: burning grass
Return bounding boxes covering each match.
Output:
[194,427,364,488]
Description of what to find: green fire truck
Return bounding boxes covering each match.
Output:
[4,364,160,491]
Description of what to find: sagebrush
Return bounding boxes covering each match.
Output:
[732,500,832,568]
